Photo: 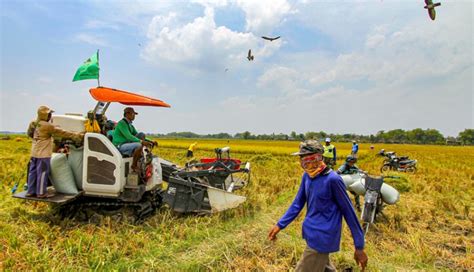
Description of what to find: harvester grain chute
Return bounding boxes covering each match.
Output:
[13,87,251,222]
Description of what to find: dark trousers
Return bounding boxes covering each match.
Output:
[186,150,193,158]
[27,157,51,196]
[295,246,336,272]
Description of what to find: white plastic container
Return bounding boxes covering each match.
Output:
[51,114,86,132]
[148,157,163,190]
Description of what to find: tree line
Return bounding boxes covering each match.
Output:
[149,128,474,145]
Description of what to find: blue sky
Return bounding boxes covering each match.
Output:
[1,0,472,136]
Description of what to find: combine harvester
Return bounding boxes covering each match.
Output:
[13,87,250,222]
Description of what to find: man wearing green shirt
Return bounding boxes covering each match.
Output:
[113,107,149,171]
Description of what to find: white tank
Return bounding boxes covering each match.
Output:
[349,177,400,205]
[341,174,360,189]
[51,114,86,132]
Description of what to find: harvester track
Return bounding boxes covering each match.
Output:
[53,189,163,224]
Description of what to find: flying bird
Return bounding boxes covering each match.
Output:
[247,49,254,61]
[424,0,441,21]
[225,68,229,72]
[261,36,281,42]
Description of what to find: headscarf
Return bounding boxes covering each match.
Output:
[300,153,327,178]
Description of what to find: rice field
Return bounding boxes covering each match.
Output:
[0,136,473,271]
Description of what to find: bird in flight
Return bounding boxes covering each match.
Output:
[247,49,254,61]
[225,68,229,72]
[261,36,281,42]
[424,0,441,20]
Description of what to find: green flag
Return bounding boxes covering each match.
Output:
[72,51,99,82]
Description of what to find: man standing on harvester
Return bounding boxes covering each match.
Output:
[268,140,367,271]
[323,138,336,168]
[113,107,151,172]
[26,106,83,198]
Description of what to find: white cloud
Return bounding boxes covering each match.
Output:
[191,0,228,8]
[73,33,109,47]
[365,33,385,49]
[142,6,282,72]
[236,0,293,33]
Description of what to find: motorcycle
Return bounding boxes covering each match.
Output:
[340,172,401,233]
[381,156,417,173]
[378,150,397,163]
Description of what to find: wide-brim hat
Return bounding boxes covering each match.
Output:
[37,105,54,115]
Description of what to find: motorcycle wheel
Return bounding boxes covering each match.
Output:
[362,202,377,233]
[361,202,375,223]
[406,166,417,174]
[380,164,390,173]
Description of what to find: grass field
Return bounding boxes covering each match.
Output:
[0,136,473,271]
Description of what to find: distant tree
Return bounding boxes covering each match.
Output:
[386,129,407,143]
[305,131,318,140]
[407,128,425,144]
[458,129,474,145]
[290,131,297,139]
[242,131,252,140]
[424,129,444,144]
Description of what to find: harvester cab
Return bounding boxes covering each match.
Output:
[13,87,251,221]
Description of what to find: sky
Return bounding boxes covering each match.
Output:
[0,0,472,137]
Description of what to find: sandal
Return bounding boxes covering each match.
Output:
[25,193,36,197]
[37,193,55,198]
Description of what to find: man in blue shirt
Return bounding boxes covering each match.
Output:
[351,140,359,158]
[268,140,367,271]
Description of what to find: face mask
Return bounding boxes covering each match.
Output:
[300,153,326,178]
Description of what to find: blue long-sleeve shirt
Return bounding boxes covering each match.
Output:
[277,169,365,253]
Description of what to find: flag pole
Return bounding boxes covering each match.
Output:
[97,49,100,87]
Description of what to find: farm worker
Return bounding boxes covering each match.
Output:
[84,110,101,133]
[104,120,116,141]
[187,142,197,158]
[337,155,361,211]
[322,138,336,168]
[113,107,152,172]
[337,155,359,175]
[268,140,367,272]
[26,106,83,198]
[351,140,359,158]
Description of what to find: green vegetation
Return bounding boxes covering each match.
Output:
[0,137,472,270]
[149,128,474,145]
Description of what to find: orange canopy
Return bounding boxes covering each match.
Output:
[89,87,171,108]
